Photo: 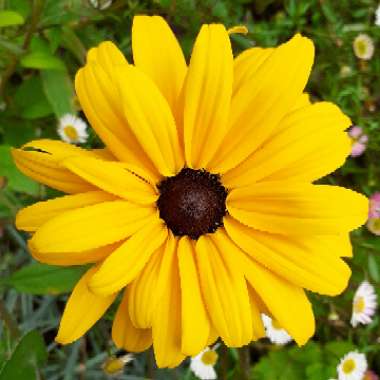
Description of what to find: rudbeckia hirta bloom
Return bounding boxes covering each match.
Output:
[351,281,377,327]
[13,15,368,368]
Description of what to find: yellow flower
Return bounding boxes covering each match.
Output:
[12,15,368,368]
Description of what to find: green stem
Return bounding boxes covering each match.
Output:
[220,344,229,380]
[238,346,251,380]
[0,299,20,340]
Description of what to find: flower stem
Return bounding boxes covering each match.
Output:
[0,299,20,340]
[238,346,251,380]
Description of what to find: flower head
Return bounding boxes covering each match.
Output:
[102,353,134,376]
[368,192,380,218]
[190,346,218,380]
[12,15,368,368]
[351,281,377,327]
[337,351,367,380]
[262,314,292,345]
[375,5,380,26]
[353,34,375,60]
[348,126,368,157]
[57,114,88,144]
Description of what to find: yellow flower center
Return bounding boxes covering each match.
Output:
[342,358,356,374]
[63,125,79,141]
[355,40,368,56]
[354,296,365,313]
[201,350,218,366]
[102,357,124,375]
[271,319,283,330]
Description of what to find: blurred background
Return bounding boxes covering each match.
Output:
[0,0,380,379]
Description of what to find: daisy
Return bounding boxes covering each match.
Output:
[375,5,380,26]
[57,114,88,144]
[351,281,377,327]
[368,192,380,218]
[190,346,218,380]
[337,351,367,380]
[367,217,380,235]
[12,16,368,368]
[262,314,292,345]
[353,34,375,60]
[348,126,368,157]
[89,0,112,10]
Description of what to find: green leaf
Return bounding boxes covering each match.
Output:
[368,254,380,283]
[3,263,88,295]
[41,69,75,117]
[0,10,24,27]
[0,330,47,380]
[14,75,53,119]
[20,51,65,70]
[0,145,39,196]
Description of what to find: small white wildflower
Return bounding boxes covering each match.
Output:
[89,0,113,10]
[353,34,375,60]
[337,351,367,380]
[351,281,377,327]
[190,346,218,380]
[57,113,88,144]
[375,4,380,26]
[262,314,292,345]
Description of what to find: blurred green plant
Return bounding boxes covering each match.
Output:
[1,0,380,379]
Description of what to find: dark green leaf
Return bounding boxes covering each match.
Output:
[4,263,88,295]
[0,330,47,380]
[368,254,380,283]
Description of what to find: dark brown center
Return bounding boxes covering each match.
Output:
[157,168,228,240]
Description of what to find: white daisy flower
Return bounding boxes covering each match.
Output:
[353,34,375,60]
[262,314,292,345]
[190,346,218,380]
[89,0,113,10]
[337,351,367,380]
[375,4,380,26]
[57,113,88,144]
[351,281,377,327]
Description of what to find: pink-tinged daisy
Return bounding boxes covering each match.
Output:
[348,126,368,157]
[351,281,377,327]
[337,351,367,380]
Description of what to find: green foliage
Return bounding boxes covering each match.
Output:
[1,263,88,295]
[0,0,380,379]
[0,330,47,380]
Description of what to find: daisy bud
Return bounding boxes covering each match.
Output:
[375,5,380,26]
[89,0,113,10]
[262,314,292,345]
[367,217,380,236]
[102,354,134,376]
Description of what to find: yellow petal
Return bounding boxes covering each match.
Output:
[12,139,98,194]
[117,65,184,176]
[56,266,117,344]
[128,244,164,328]
[233,47,274,97]
[178,237,210,355]
[209,34,315,173]
[16,191,116,232]
[183,24,233,168]
[89,219,167,296]
[86,41,127,72]
[152,235,185,368]
[292,93,311,111]
[234,249,315,345]
[196,233,252,347]
[227,183,368,235]
[132,15,187,123]
[76,64,157,177]
[112,289,152,352]
[223,102,351,188]
[247,285,266,340]
[224,216,351,295]
[30,200,155,253]
[227,25,248,35]
[29,240,120,266]
[62,155,157,205]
